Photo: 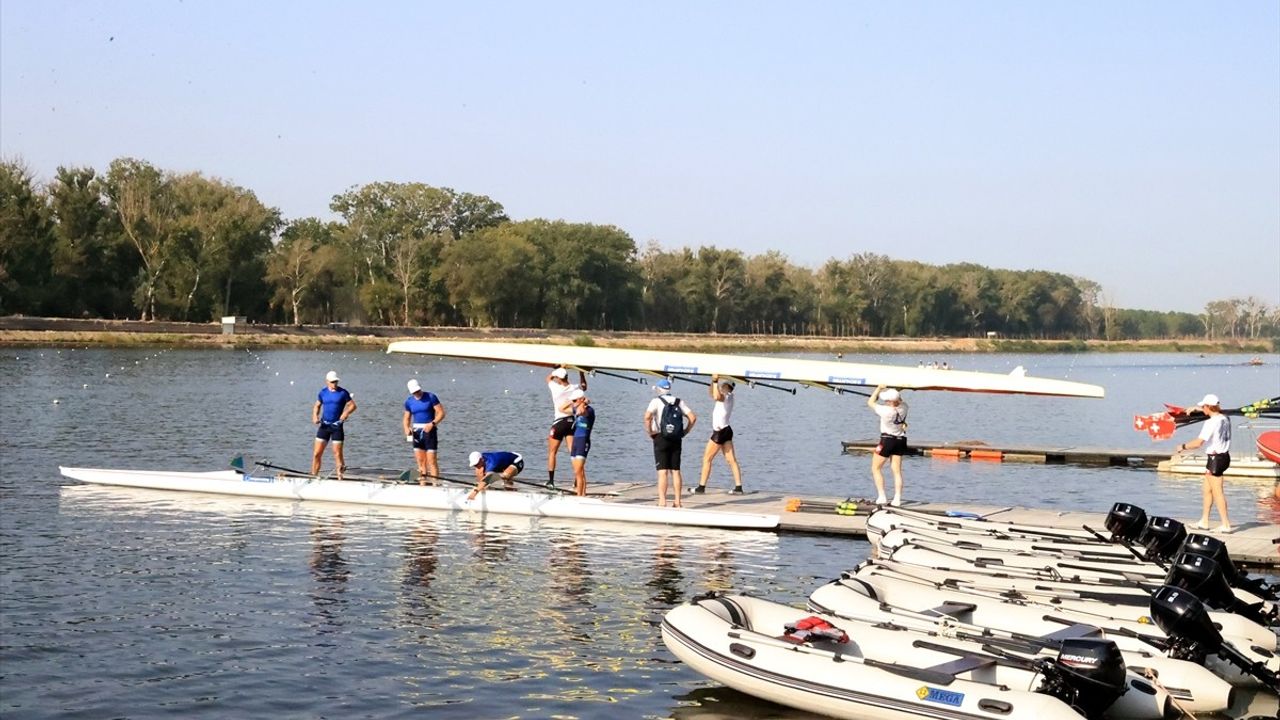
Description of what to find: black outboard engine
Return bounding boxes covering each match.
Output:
[1103,503,1148,543]
[1137,516,1186,562]
[1036,638,1127,719]
[1150,585,1279,689]
[1165,553,1236,609]
[1184,533,1279,602]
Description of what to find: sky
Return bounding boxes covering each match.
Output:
[2,1,1277,313]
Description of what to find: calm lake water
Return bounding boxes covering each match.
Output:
[2,346,1277,719]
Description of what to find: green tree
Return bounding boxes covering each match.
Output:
[103,158,177,320]
[436,224,541,326]
[0,160,54,314]
[266,218,343,324]
[47,166,134,317]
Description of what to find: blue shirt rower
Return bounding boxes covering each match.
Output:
[467,450,526,500]
[403,378,446,485]
[568,388,595,496]
[312,370,356,479]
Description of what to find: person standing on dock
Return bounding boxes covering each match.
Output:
[1177,394,1233,532]
[868,385,908,506]
[568,388,594,496]
[467,450,526,499]
[645,379,697,507]
[403,378,446,485]
[312,370,356,479]
[546,367,587,488]
[696,375,743,494]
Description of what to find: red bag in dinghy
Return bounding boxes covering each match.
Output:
[782,616,849,644]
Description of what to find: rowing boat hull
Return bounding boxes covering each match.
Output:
[386,340,1106,398]
[57,467,779,530]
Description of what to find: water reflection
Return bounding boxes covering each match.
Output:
[548,533,593,608]
[309,517,350,627]
[647,535,684,606]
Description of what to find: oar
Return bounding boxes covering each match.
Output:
[432,469,576,496]
[233,456,410,483]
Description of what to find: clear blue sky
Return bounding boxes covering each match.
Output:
[3,1,1277,312]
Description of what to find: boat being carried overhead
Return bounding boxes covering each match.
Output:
[386,340,1106,398]
[58,465,780,530]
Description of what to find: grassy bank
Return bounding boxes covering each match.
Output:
[0,322,1273,354]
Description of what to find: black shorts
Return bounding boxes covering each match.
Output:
[1206,453,1230,477]
[710,426,734,445]
[411,427,438,452]
[875,434,908,457]
[653,435,682,471]
[316,421,345,443]
[549,417,574,440]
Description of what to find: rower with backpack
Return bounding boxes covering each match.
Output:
[644,379,697,507]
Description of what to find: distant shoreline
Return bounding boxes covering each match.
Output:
[1,316,1272,354]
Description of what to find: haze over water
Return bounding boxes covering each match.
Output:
[2,347,1277,718]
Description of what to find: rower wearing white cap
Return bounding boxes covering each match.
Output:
[568,387,594,496]
[403,378,446,485]
[1176,393,1233,532]
[467,450,525,500]
[546,366,587,488]
[312,370,356,479]
[867,384,908,506]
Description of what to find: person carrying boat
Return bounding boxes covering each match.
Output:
[312,370,356,480]
[467,450,525,500]
[695,375,743,494]
[546,366,587,488]
[568,388,594,496]
[1177,393,1233,532]
[645,379,697,507]
[868,385,907,506]
[403,378,446,485]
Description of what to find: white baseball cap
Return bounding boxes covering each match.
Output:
[568,387,586,401]
[880,388,901,402]
[1198,394,1220,407]
[551,368,568,379]
[407,378,422,393]
[469,451,483,467]
[325,370,340,383]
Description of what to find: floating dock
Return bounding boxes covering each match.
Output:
[595,482,1280,569]
[841,439,1280,478]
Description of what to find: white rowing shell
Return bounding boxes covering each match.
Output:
[59,466,780,530]
[386,340,1105,398]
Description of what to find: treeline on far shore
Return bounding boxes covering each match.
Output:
[2,157,1277,344]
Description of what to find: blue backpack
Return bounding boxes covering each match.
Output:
[659,397,685,439]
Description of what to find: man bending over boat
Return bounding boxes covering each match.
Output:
[312,370,356,480]
[546,367,587,488]
[645,379,696,507]
[868,385,907,507]
[696,375,743,494]
[403,378,446,485]
[1176,393,1233,533]
[568,388,594,496]
[467,450,526,500]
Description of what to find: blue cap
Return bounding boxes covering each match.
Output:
[656,379,672,390]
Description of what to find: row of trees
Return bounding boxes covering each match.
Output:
[2,157,1277,340]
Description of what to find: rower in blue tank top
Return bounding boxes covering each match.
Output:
[466,450,525,499]
[402,378,446,485]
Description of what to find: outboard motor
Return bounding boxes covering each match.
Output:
[1036,638,1127,719]
[1137,516,1187,562]
[1183,533,1278,602]
[1167,552,1277,627]
[1165,553,1236,609]
[1104,503,1148,543]
[1150,585,1279,689]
